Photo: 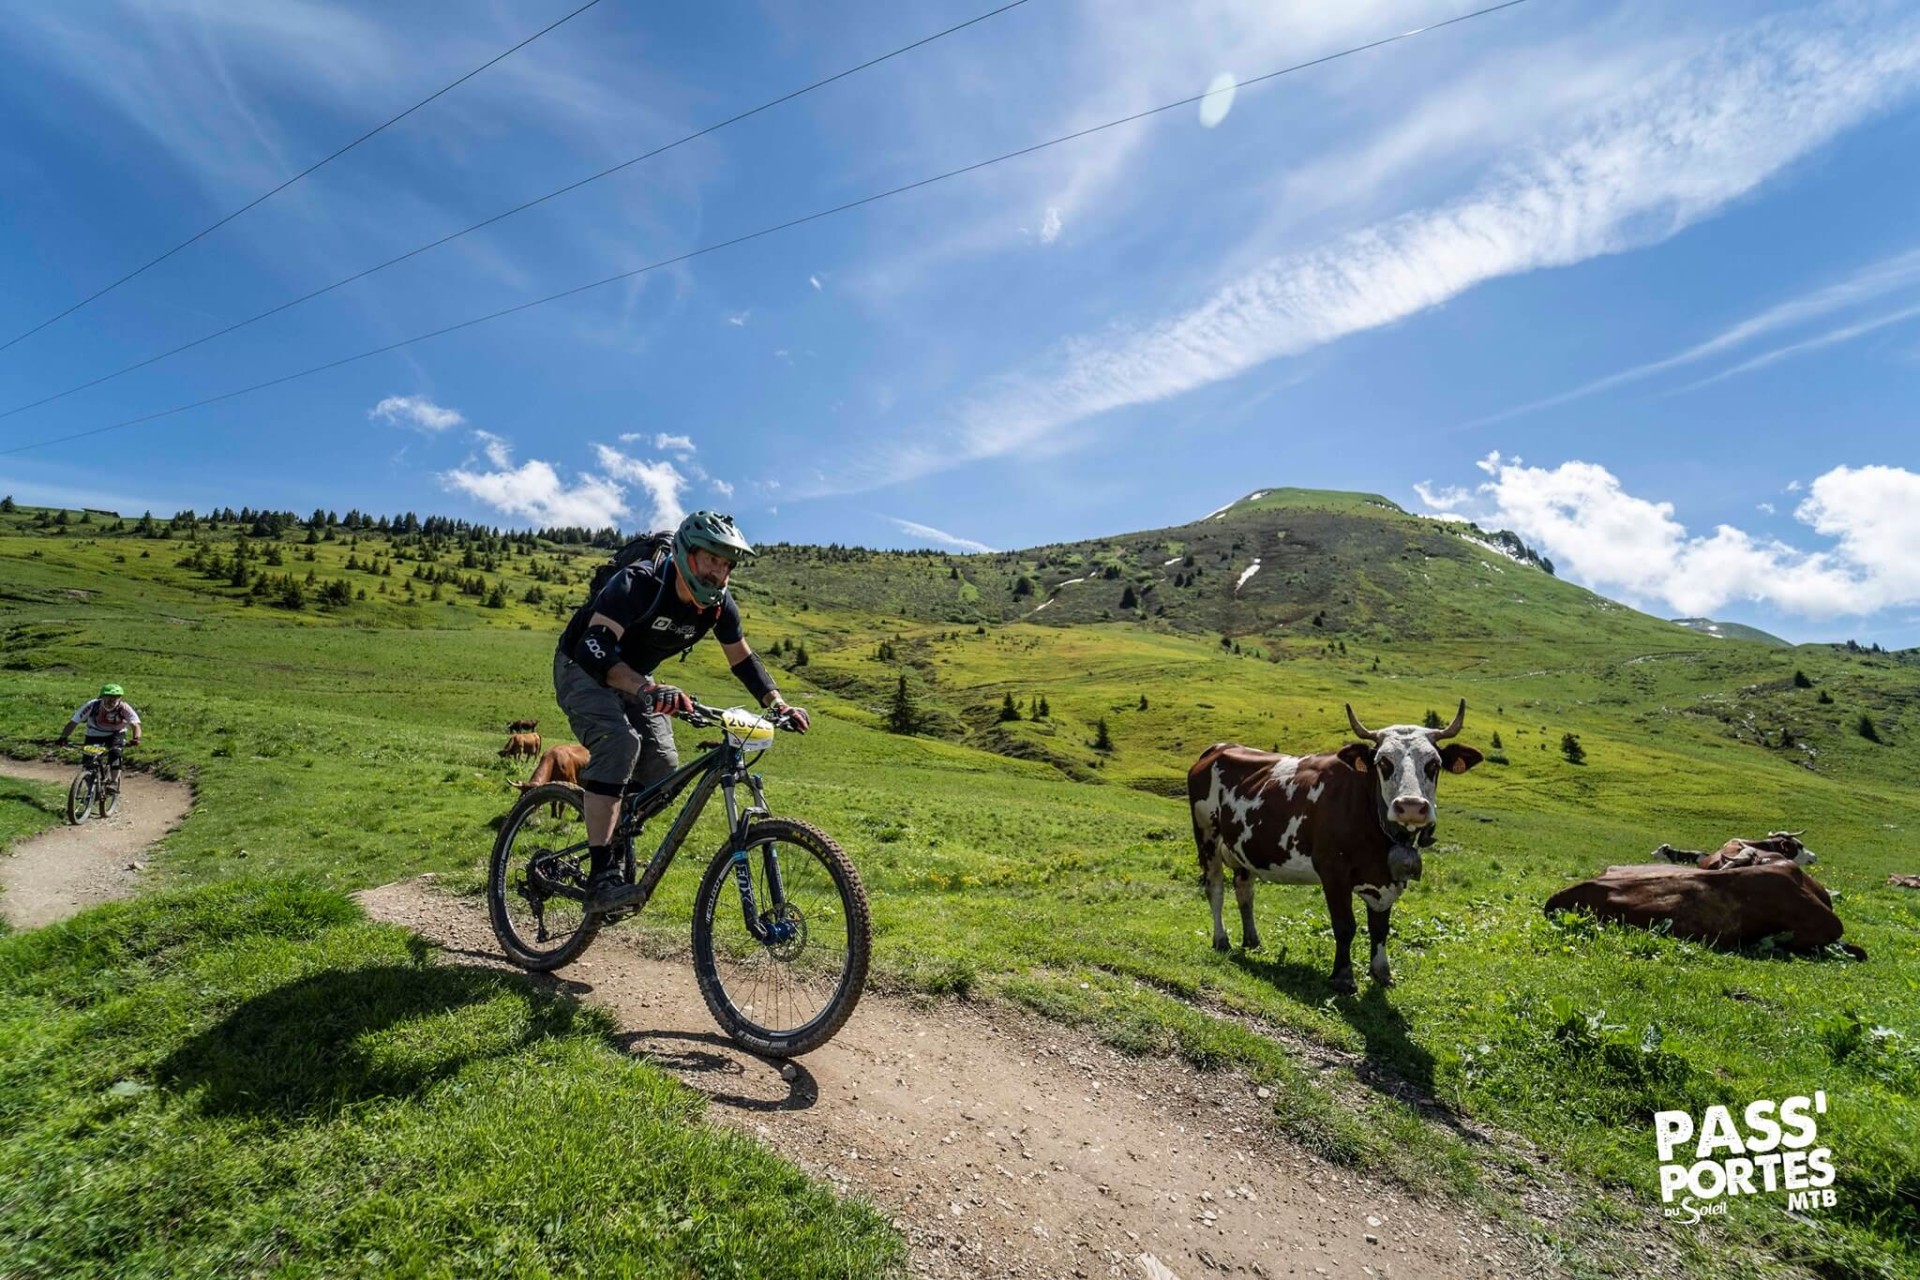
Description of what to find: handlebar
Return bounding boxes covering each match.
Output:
[680,700,801,732]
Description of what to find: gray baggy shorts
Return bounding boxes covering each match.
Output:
[552,647,679,792]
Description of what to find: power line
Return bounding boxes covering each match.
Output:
[0,0,1533,460]
[0,0,1038,423]
[0,0,611,355]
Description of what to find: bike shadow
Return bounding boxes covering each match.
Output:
[158,963,589,1119]
[610,1029,818,1114]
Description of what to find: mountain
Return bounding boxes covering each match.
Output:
[1671,617,1793,647]
[747,487,1684,650]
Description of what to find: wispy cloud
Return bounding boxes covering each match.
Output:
[809,274,822,291]
[654,433,696,456]
[1038,207,1063,245]
[472,429,513,467]
[1416,452,1920,618]
[727,310,750,328]
[371,394,464,432]
[1470,244,1920,425]
[810,5,1920,497]
[1670,300,1920,393]
[886,517,995,554]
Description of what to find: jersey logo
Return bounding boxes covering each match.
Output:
[652,617,676,631]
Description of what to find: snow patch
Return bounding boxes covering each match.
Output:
[1235,560,1261,593]
[1163,557,1181,566]
[1032,598,1054,613]
[1056,577,1085,588]
[1459,534,1525,564]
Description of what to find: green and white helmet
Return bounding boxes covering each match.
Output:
[672,511,754,607]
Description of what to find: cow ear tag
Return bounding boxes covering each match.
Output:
[1337,743,1372,772]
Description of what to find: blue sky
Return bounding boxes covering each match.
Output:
[2,0,1918,645]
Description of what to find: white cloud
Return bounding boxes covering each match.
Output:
[1758,502,1776,515]
[653,433,696,456]
[727,310,750,327]
[1412,481,1472,511]
[370,394,464,432]
[1672,300,1920,393]
[441,457,628,529]
[816,5,1920,496]
[472,430,513,468]
[809,274,822,291]
[1039,207,1063,244]
[1417,453,1920,619]
[593,446,687,530]
[710,478,735,498]
[887,517,996,554]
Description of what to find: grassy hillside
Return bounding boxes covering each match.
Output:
[1673,618,1795,647]
[2,499,1917,1278]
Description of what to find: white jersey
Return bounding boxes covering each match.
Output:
[71,698,140,736]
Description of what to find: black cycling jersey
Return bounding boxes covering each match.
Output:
[559,558,742,680]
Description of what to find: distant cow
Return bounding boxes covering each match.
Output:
[1654,831,1816,870]
[508,718,539,734]
[514,743,590,817]
[499,732,541,760]
[1189,700,1483,993]
[1546,863,1863,957]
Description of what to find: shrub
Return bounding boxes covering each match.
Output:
[1793,669,1814,689]
[1857,714,1883,744]
[1560,732,1586,765]
[1094,718,1114,752]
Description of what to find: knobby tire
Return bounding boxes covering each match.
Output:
[488,782,600,971]
[691,817,871,1057]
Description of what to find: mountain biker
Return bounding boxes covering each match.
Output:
[55,683,142,781]
[554,511,809,908]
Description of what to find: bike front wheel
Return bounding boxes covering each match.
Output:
[691,818,871,1057]
[97,775,121,819]
[488,783,600,971]
[66,772,95,825]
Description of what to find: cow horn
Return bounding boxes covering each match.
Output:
[1345,703,1381,742]
[1428,699,1466,741]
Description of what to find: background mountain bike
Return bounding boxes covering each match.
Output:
[63,744,121,824]
[488,699,871,1057]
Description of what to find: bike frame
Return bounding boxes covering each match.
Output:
[530,718,793,942]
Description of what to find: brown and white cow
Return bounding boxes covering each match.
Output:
[499,731,541,760]
[1654,831,1817,870]
[1188,700,1483,993]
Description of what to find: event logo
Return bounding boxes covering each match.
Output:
[1655,1093,1836,1221]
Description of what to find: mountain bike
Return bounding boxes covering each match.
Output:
[66,744,121,824]
[488,699,870,1057]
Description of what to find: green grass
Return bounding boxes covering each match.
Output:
[3,503,1918,1277]
[0,878,903,1278]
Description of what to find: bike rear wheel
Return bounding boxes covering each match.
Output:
[66,772,95,825]
[691,818,871,1057]
[488,783,600,971]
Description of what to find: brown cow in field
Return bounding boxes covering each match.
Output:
[507,718,539,733]
[1654,831,1816,870]
[514,743,590,817]
[499,732,541,760]
[1189,700,1483,993]
[1546,862,1862,957]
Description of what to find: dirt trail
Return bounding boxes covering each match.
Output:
[0,759,193,929]
[360,877,1562,1280]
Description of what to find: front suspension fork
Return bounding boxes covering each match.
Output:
[722,775,792,944]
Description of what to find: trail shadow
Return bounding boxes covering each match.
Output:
[611,1028,818,1113]
[159,964,586,1118]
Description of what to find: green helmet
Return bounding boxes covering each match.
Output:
[100,683,124,697]
[672,511,754,608]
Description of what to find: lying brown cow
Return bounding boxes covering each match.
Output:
[499,731,541,760]
[508,718,539,733]
[514,743,590,816]
[1654,830,1816,870]
[1546,863,1864,957]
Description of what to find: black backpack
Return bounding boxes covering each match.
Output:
[586,530,674,603]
